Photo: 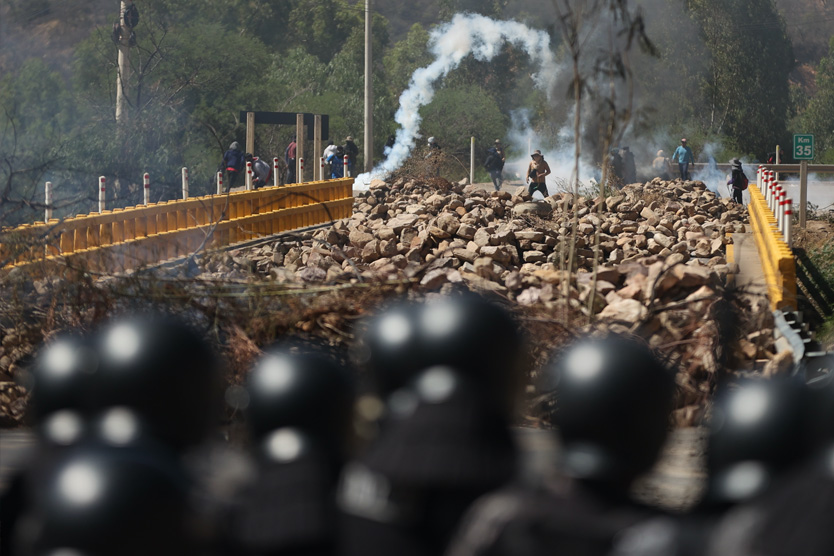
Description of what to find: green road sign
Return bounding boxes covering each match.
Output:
[794,134,814,160]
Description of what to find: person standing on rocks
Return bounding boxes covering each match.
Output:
[673,138,694,181]
[526,150,551,198]
[621,146,637,184]
[652,149,672,180]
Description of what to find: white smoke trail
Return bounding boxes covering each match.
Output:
[354,13,562,189]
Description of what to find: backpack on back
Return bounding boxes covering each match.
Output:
[738,172,749,190]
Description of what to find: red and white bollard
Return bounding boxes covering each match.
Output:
[784,198,793,247]
[217,171,223,195]
[98,176,106,212]
[343,155,349,178]
[778,188,786,231]
[245,160,253,190]
[182,167,189,199]
[757,165,762,194]
[769,171,776,210]
[273,158,280,186]
[320,156,325,181]
[143,173,150,205]
[299,158,305,182]
[45,181,53,221]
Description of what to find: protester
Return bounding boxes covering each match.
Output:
[652,149,672,180]
[344,136,359,176]
[621,146,637,184]
[426,136,442,177]
[244,153,272,189]
[484,139,506,190]
[285,137,298,184]
[673,138,695,180]
[727,158,748,204]
[221,141,245,191]
[526,149,551,197]
[327,145,346,179]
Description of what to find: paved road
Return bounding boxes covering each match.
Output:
[1,426,706,511]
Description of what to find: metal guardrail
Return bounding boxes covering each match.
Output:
[0,179,354,276]
[747,183,796,310]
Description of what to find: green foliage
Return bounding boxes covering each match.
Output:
[797,37,834,161]
[686,0,793,158]
[419,85,507,156]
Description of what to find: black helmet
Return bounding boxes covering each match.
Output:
[18,445,190,556]
[705,377,812,505]
[25,334,97,423]
[543,335,676,486]
[92,315,219,451]
[356,300,422,396]
[412,294,523,413]
[243,345,354,458]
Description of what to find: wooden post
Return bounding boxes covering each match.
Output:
[296,114,305,183]
[800,160,808,229]
[314,115,322,181]
[246,112,256,156]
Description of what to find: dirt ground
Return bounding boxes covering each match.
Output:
[792,217,834,250]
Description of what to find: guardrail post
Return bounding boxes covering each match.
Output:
[344,155,349,178]
[98,176,106,212]
[299,158,305,182]
[143,173,150,205]
[321,157,325,181]
[784,198,793,248]
[274,157,281,186]
[217,171,223,195]
[182,167,189,199]
[245,161,253,190]
[45,182,53,221]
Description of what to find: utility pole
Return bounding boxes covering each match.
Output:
[363,0,373,173]
[115,1,131,129]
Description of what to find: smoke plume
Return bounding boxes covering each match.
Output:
[355,13,562,189]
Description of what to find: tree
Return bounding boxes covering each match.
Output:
[687,0,794,158]
[798,37,834,162]
[419,84,507,155]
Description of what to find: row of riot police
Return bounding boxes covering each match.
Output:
[1,293,833,555]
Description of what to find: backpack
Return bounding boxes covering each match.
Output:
[737,171,749,190]
[484,152,497,170]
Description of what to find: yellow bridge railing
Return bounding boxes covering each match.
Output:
[1,179,354,277]
[748,183,796,309]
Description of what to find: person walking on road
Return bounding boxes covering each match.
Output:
[527,150,551,198]
[672,138,694,181]
[344,136,359,176]
[484,140,506,191]
[221,141,245,191]
[727,158,747,205]
[284,137,297,184]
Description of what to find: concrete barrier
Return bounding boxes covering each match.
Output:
[748,183,796,310]
[1,178,354,276]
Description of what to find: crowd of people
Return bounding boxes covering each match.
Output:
[1,294,832,555]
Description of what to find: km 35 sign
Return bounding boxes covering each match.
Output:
[794,134,814,160]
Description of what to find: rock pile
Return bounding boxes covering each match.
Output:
[210,176,774,424]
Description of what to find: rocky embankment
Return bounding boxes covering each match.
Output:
[0,176,780,426]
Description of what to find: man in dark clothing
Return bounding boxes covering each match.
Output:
[222,141,245,191]
[608,148,624,187]
[727,158,746,204]
[621,146,637,184]
[245,153,272,189]
[484,140,506,190]
[344,136,359,176]
[285,137,297,184]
